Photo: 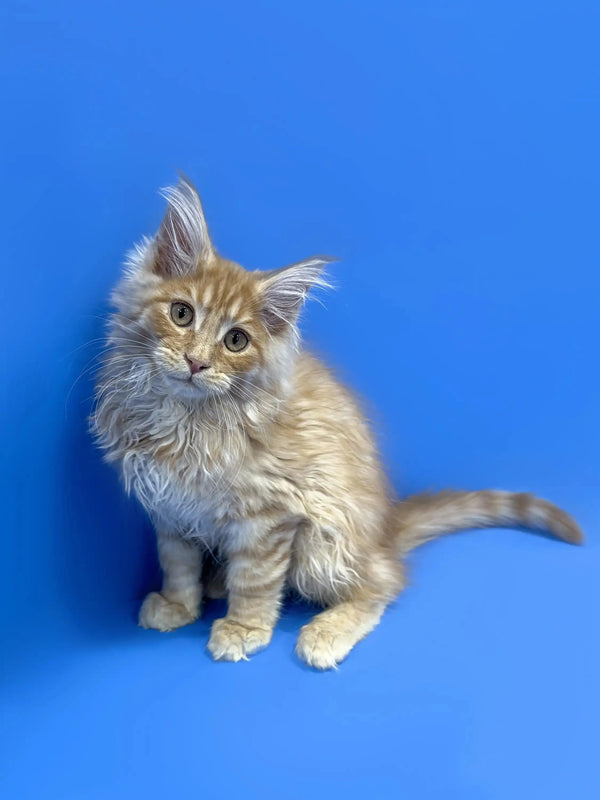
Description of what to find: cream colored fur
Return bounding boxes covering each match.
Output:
[93,176,582,669]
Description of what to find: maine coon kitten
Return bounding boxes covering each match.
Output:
[93,176,582,669]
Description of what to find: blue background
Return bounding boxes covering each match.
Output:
[1,1,598,798]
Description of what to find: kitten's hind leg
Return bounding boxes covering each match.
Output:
[296,598,388,670]
[139,531,202,632]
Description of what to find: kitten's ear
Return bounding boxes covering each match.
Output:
[259,256,335,332]
[153,174,215,278]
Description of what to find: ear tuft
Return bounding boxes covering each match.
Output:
[154,174,215,278]
[259,255,335,332]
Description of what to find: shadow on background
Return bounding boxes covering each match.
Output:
[57,311,160,645]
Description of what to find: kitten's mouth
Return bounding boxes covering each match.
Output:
[167,372,227,397]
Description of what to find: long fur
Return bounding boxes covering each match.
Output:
[92,176,582,669]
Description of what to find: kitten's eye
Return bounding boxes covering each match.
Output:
[170,302,194,327]
[224,328,249,352]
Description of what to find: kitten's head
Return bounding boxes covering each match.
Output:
[110,175,332,402]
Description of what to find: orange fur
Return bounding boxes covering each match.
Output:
[93,176,582,669]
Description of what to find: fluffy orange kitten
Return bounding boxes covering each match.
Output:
[93,176,582,669]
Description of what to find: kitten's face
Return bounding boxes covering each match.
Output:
[146,261,270,400]
[111,176,331,403]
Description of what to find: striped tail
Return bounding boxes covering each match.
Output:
[394,490,583,555]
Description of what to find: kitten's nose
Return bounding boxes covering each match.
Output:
[184,354,210,375]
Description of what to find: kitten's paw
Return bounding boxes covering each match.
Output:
[207,618,272,662]
[296,623,353,670]
[138,592,198,632]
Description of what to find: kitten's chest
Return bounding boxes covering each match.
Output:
[121,400,283,541]
[126,413,241,517]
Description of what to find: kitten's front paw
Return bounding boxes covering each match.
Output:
[296,623,351,670]
[139,592,198,632]
[207,618,272,662]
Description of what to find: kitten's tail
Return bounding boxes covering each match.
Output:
[393,490,583,555]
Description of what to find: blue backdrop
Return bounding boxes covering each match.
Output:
[1,2,598,798]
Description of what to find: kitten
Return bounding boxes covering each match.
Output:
[92,176,582,669]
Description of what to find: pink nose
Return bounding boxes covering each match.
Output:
[185,354,210,375]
